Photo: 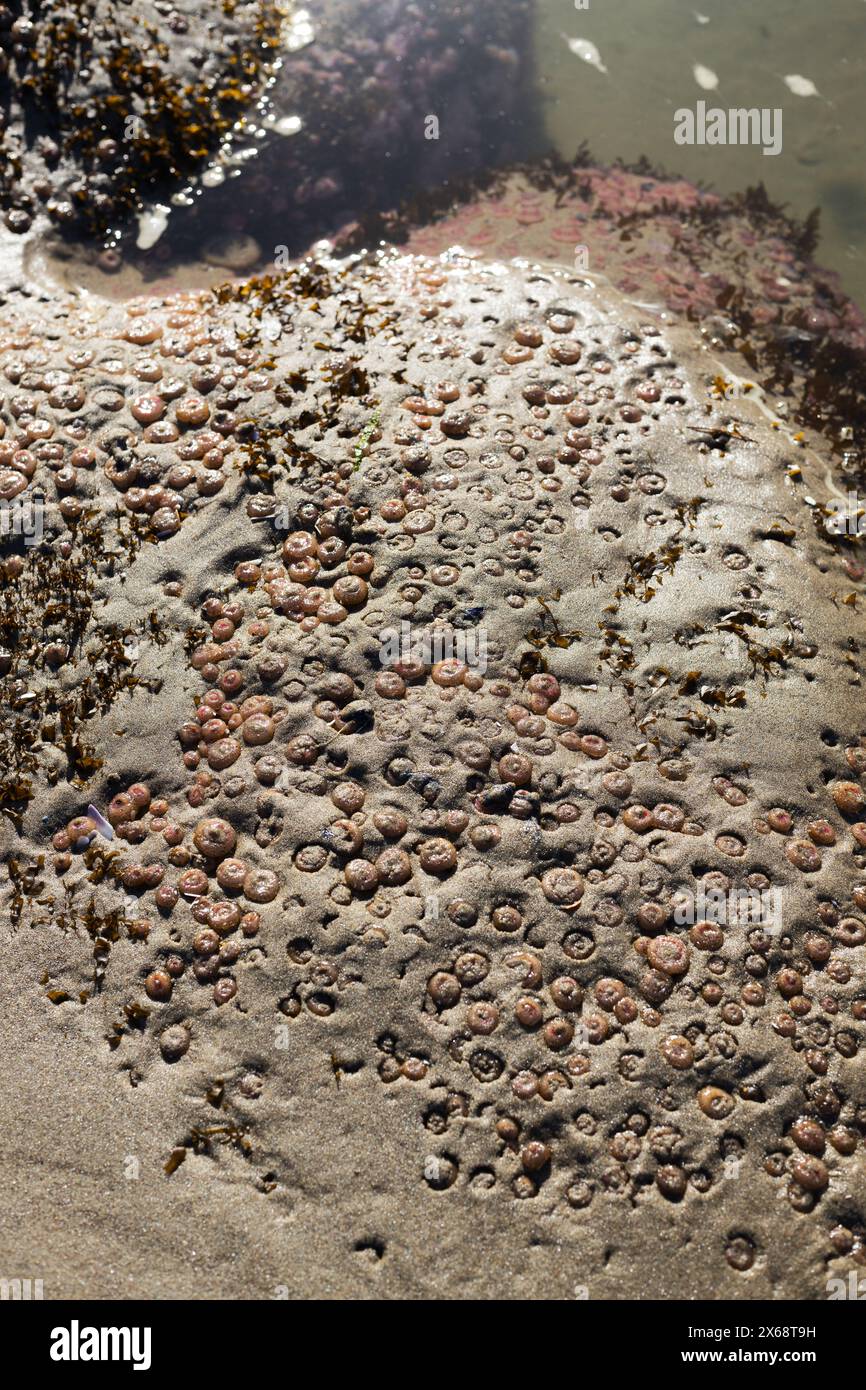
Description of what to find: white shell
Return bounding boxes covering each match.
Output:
[693,63,719,90]
[135,205,170,251]
[784,74,819,97]
[564,37,608,74]
[87,805,114,841]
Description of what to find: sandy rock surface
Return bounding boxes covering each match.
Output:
[0,244,864,1297]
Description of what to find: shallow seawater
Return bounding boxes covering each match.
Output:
[538,0,866,309]
[25,0,865,310]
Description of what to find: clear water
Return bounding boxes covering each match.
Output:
[539,0,866,308]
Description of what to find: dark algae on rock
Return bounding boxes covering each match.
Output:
[0,0,282,237]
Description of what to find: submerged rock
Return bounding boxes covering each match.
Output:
[0,0,538,250]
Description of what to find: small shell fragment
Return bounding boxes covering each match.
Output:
[87,805,115,841]
[784,74,819,97]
